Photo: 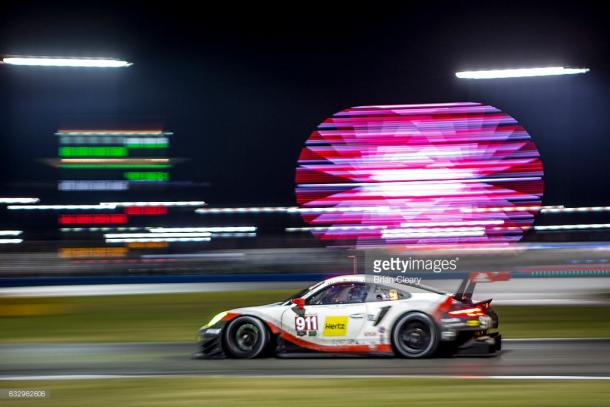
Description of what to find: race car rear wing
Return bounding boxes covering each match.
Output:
[453,271,511,304]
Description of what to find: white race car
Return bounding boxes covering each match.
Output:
[195,274,501,359]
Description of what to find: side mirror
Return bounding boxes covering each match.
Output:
[291,298,305,310]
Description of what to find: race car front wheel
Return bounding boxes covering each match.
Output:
[223,316,270,358]
[392,312,439,358]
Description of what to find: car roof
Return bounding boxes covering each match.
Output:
[323,274,366,284]
[321,274,448,296]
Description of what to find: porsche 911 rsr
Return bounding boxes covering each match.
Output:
[195,274,501,359]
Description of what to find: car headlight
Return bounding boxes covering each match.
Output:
[201,311,228,330]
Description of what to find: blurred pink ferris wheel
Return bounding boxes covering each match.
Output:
[295,102,544,247]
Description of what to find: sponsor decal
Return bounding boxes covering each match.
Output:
[332,339,358,345]
[378,326,386,333]
[363,331,377,337]
[295,315,318,336]
[323,316,349,337]
[466,319,480,327]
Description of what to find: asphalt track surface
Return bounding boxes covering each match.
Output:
[2,339,609,378]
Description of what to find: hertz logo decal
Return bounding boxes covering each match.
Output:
[323,316,348,336]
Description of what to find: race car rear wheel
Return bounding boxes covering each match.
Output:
[223,316,269,358]
[392,312,439,358]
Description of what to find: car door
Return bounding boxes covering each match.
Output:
[360,283,413,346]
[281,282,368,347]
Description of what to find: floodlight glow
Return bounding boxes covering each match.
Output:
[2,56,131,68]
[104,232,212,238]
[196,204,610,217]
[456,66,589,79]
[106,237,210,243]
[0,197,39,204]
[148,226,257,233]
[0,239,23,244]
[9,204,115,210]
[194,206,393,214]
[0,230,22,236]
[534,223,610,231]
[196,206,297,214]
[212,233,256,238]
[540,206,610,214]
[61,227,142,232]
[102,201,205,207]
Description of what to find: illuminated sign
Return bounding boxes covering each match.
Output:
[59,146,128,157]
[124,206,168,215]
[58,247,128,258]
[126,241,169,249]
[59,214,128,225]
[58,180,129,191]
[124,172,169,181]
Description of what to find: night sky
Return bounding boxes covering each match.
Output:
[0,1,608,208]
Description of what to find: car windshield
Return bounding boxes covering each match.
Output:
[307,282,367,305]
[281,281,324,304]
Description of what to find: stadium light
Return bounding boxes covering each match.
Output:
[0,197,39,204]
[1,56,132,68]
[456,66,589,79]
[0,239,23,244]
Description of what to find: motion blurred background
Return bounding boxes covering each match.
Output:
[1,2,610,406]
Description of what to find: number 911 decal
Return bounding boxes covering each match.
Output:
[295,315,318,336]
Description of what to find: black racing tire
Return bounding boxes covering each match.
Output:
[391,312,440,358]
[223,316,270,359]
